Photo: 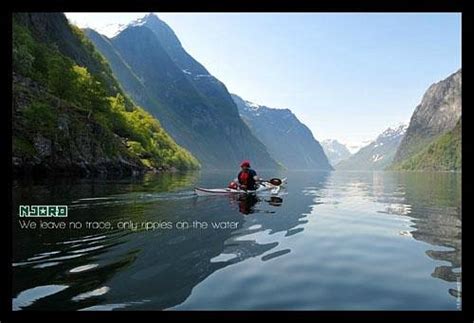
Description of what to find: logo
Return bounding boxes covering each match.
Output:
[19,205,68,218]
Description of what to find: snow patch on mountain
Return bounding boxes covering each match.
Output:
[245,101,261,110]
[335,123,407,170]
[100,13,155,39]
[194,74,212,79]
[321,139,352,166]
[372,154,384,162]
[182,69,192,75]
[377,124,408,141]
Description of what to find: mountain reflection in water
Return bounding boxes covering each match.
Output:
[12,170,461,310]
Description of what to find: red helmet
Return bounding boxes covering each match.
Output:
[240,160,251,168]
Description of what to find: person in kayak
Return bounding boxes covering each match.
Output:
[232,160,261,191]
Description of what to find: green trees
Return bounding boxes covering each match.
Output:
[108,94,200,170]
[47,56,76,100]
[393,120,461,171]
[23,102,57,136]
[71,65,108,113]
[12,23,34,76]
[12,17,200,172]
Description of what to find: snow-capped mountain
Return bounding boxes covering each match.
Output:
[85,13,279,169]
[321,139,352,166]
[377,123,408,142]
[95,14,154,38]
[89,13,161,39]
[336,124,407,170]
[95,23,126,38]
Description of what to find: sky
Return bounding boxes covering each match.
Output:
[65,12,461,152]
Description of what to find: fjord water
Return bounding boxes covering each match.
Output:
[12,170,461,310]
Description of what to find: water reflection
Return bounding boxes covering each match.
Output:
[13,229,140,310]
[374,172,461,286]
[12,171,330,310]
[230,194,260,214]
[396,172,461,286]
[228,194,284,215]
[12,170,460,310]
[333,171,461,293]
[13,171,200,206]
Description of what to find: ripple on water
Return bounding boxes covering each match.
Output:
[32,262,61,269]
[210,253,238,263]
[56,235,107,245]
[261,249,291,262]
[13,231,124,270]
[69,191,198,210]
[72,286,110,302]
[69,264,99,273]
[13,285,69,310]
[13,253,85,267]
[69,245,105,254]
[79,300,150,311]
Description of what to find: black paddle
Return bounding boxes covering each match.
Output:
[258,178,283,186]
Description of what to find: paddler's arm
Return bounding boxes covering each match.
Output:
[253,173,263,182]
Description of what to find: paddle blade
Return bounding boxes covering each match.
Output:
[268,178,282,186]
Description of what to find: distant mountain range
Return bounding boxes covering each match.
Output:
[336,124,407,170]
[85,13,279,169]
[392,69,461,171]
[232,94,332,170]
[321,139,352,167]
[335,69,462,172]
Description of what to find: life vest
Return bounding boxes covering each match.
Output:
[238,169,257,190]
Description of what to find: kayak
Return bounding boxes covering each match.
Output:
[194,178,286,196]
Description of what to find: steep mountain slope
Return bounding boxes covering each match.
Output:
[321,139,352,166]
[14,13,132,108]
[12,13,199,176]
[336,125,407,170]
[394,118,461,171]
[392,69,461,166]
[86,14,279,169]
[232,94,332,170]
[84,29,156,111]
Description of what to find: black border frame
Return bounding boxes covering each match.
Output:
[3,0,472,322]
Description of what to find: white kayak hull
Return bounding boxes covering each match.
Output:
[194,179,285,196]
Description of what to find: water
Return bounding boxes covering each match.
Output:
[12,170,462,310]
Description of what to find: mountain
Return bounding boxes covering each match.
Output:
[83,29,156,112]
[394,118,461,171]
[321,139,352,166]
[13,13,136,109]
[232,94,332,170]
[392,69,461,169]
[12,13,199,176]
[336,124,407,170]
[85,14,279,170]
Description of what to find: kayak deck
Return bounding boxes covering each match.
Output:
[194,187,254,196]
[194,179,285,196]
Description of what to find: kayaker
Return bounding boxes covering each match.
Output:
[233,160,261,191]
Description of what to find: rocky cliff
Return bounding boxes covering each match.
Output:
[392,69,461,168]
